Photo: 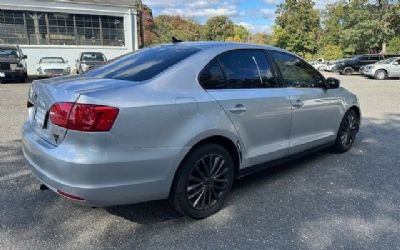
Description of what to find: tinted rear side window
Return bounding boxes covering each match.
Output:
[84,46,200,81]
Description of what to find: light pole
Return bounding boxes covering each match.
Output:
[133,0,145,48]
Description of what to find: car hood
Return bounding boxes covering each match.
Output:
[0,58,20,63]
[38,63,69,70]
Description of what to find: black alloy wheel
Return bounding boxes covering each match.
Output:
[170,144,234,219]
[334,109,359,153]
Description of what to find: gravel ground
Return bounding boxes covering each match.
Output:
[1,73,400,250]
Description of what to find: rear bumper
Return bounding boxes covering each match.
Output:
[22,122,185,206]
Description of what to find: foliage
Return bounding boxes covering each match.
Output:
[205,16,234,41]
[274,0,321,57]
[140,5,157,47]
[322,0,400,54]
[226,25,250,42]
[153,15,204,44]
[318,44,344,60]
[387,36,400,53]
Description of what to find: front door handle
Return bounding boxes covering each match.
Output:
[230,104,247,114]
[292,99,304,109]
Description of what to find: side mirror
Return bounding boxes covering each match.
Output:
[65,60,69,63]
[394,61,399,65]
[23,55,28,59]
[325,77,340,89]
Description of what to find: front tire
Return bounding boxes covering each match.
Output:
[334,109,359,153]
[374,70,387,80]
[170,144,235,219]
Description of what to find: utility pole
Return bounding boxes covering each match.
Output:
[133,0,145,48]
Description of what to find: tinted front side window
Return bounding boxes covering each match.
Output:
[271,51,324,88]
[199,50,278,89]
[84,46,201,82]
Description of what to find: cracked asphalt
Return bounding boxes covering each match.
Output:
[1,73,400,249]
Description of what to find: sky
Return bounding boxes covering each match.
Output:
[142,0,337,34]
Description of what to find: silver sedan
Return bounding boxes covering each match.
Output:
[22,42,361,219]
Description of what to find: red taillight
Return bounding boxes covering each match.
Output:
[49,102,119,132]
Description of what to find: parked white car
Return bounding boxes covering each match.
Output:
[36,57,71,77]
[363,57,400,80]
[324,61,339,72]
[310,61,327,71]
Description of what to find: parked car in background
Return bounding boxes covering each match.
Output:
[363,57,400,80]
[75,52,107,74]
[324,61,338,72]
[0,45,28,83]
[337,54,400,75]
[36,57,70,78]
[23,42,361,219]
[310,61,327,71]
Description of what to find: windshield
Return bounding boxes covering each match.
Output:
[377,57,398,64]
[81,53,105,62]
[84,45,201,82]
[40,57,64,63]
[0,48,19,59]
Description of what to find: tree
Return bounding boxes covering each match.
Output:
[140,5,157,47]
[205,16,234,41]
[273,0,321,56]
[319,44,344,60]
[387,36,400,53]
[322,0,400,55]
[225,25,250,42]
[153,15,204,44]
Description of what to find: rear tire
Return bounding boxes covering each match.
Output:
[170,144,234,219]
[374,70,387,80]
[344,68,353,75]
[334,109,359,153]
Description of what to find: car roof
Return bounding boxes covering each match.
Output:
[173,41,281,51]
[155,41,297,58]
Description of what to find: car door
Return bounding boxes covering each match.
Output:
[269,50,343,154]
[199,49,292,166]
[390,58,400,77]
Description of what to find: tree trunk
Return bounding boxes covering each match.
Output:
[382,42,387,54]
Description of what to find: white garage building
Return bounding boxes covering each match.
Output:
[0,0,138,75]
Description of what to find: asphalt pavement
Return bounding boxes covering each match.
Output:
[0,73,399,249]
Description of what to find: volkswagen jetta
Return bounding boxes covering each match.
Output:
[22,42,360,219]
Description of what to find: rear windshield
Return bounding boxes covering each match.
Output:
[83,45,201,82]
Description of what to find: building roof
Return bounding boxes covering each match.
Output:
[54,0,135,7]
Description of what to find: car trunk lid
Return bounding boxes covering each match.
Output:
[27,76,135,145]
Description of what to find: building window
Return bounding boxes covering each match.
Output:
[0,10,29,44]
[0,9,125,46]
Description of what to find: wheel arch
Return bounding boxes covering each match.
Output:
[169,134,242,198]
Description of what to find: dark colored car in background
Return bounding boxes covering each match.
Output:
[0,45,28,83]
[337,54,400,75]
[75,52,107,74]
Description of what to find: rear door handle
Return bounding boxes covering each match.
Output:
[292,99,304,109]
[230,104,247,114]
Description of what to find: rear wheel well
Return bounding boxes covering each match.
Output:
[188,136,240,177]
[169,136,241,201]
